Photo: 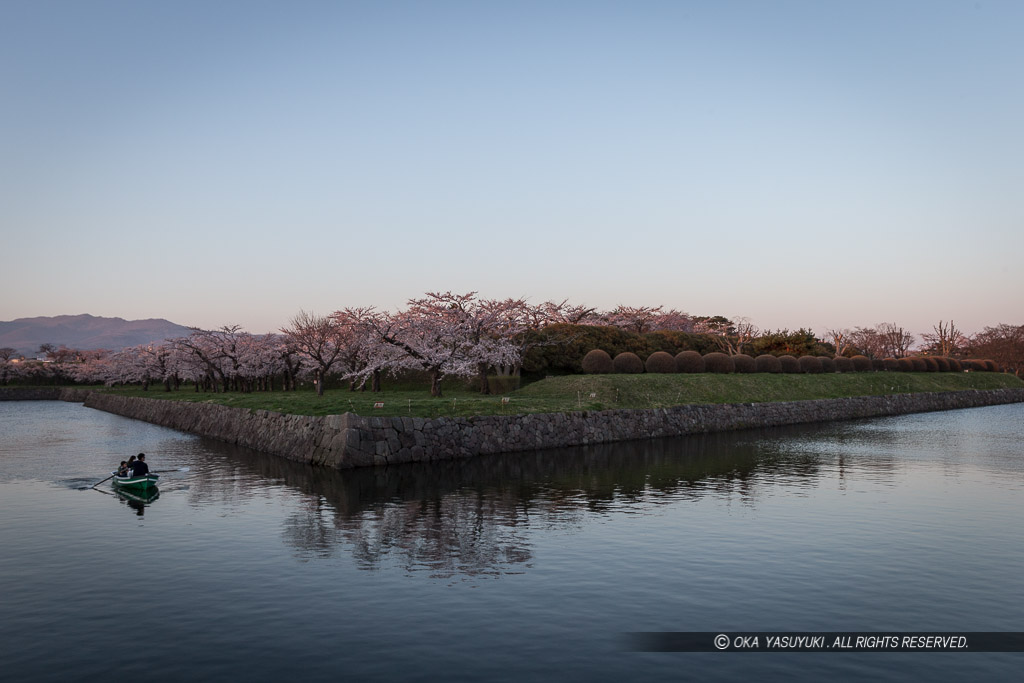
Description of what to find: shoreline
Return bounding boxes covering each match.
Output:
[5,386,1022,468]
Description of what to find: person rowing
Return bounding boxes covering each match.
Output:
[129,453,149,477]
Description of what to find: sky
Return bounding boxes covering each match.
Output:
[2,0,1022,340]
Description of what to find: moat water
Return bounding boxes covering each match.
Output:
[1,400,1022,681]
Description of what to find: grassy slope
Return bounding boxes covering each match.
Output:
[95,372,1024,419]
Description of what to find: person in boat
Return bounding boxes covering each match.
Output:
[124,455,136,475]
[129,453,149,477]
[117,460,129,476]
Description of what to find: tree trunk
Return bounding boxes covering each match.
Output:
[372,369,381,392]
[316,369,325,397]
[477,362,490,394]
[430,369,443,397]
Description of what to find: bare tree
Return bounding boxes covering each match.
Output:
[825,328,853,357]
[849,326,885,358]
[921,320,967,357]
[878,323,915,358]
[709,317,758,355]
[968,324,1024,376]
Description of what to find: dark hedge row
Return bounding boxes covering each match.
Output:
[580,349,1000,375]
[526,323,1011,377]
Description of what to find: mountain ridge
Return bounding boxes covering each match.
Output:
[0,314,193,357]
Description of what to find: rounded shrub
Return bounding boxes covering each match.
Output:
[984,359,1000,372]
[799,356,823,373]
[934,357,950,372]
[897,358,915,372]
[921,357,938,372]
[703,352,734,373]
[732,353,756,373]
[645,351,677,374]
[834,356,854,373]
[948,358,962,372]
[581,349,614,374]
[910,358,927,372]
[755,354,782,373]
[852,355,873,372]
[819,356,836,373]
[872,358,887,372]
[613,352,644,374]
[675,350,705,373]
[779,355,801,373]
[882,358,900,372]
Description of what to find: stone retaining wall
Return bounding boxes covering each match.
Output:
[76,388,1024,469]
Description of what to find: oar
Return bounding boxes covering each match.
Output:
[90,473,117,489]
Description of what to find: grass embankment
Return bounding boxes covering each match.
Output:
[96,372,1024,419]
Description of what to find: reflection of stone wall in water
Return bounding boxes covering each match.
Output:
[78,388,1024,470]
[0,388,92,401]
[200,426,906,577]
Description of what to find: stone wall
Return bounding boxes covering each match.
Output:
[76,388,1024,469]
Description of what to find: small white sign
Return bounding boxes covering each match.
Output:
[373,402,384,408]
[501,397,510,404]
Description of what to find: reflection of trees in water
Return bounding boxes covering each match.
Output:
[342,494,533,577]
[194,421,900,576]
[278,478,537,578]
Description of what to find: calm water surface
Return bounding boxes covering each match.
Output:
[1,400,1023,681]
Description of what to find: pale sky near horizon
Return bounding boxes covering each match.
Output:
[2,0,1022,340]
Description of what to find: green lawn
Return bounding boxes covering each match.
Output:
[93,371,1024,419]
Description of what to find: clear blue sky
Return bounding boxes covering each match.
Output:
[2,0,1021,339]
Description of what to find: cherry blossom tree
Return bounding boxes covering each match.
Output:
[1,357,19,384]
[171,325,272,393]
[345,292,521,397]
[488,298,581,391]
[172,330,222,392]
[326,307,401,392]
[338,309,393,390]
[603,305,664,334]
[650,308,694,332]
[240,333,290,391]
[542,300,600,326]
[281,311,346,397]
[169,339,213,391]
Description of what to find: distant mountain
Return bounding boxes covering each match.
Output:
[0,314,193,358]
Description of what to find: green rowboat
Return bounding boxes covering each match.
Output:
[111,472,159,490]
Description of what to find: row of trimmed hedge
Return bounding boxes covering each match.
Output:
[581,349,1001,374]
